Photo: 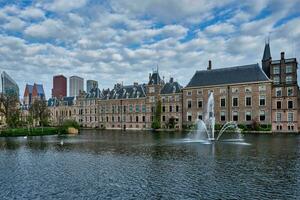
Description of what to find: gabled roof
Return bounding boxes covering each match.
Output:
[186,64,269,88]
[161,80,182,94]
[34,84,45,95]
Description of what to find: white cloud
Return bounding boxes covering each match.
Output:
[44,0,88,12]
[20,7,45,19]
[3,17,26,31]
[204,23,236,35]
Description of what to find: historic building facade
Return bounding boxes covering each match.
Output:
[47,43,299,133]
[182,62,272,128]
[262,43,299,132]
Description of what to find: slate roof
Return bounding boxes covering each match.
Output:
[26,84,33,94]
[262,43,271,61]
[148,71,163,85]
[101,83,146,100]
[35,84,45,95]
[86,87,102,98]
[161,79,182,94]
[48,97,75,107]
[186,64,270,88]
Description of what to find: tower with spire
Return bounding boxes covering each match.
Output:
[262,40,272,78]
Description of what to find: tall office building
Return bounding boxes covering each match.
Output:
[1,71,19,97]
[52,75,67,98]
[70,76,84,97]
[86,80,98,93]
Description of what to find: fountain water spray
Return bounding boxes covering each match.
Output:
[191,92,242,141]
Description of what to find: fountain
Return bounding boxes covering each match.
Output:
[189,92,243,142]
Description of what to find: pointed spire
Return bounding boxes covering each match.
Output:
[262,41,271,61]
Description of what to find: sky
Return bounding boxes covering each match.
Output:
[0,0,300,99]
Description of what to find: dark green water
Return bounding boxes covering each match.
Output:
[0,130,299,200]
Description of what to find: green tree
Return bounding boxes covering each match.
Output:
[0,93,20,128]
[29,99,50,127]
[151,100,162,129]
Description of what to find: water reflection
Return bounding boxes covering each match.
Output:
[0,130,299,199]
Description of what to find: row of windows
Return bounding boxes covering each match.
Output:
[162,105,180,112]
[99,115,146,123]
[186,96,266,109]
[273,76,294,84]
[186,85,266,96]
[275,87,294,97]
[161,95,181,102]
[99,105,147,113]
[186,111,267,122]
[276,100,294,109]
[273,65,293,75]
[276,112,294,122]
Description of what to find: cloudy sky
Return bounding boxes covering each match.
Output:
[0,0,300,98]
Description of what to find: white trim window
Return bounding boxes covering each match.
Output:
[220,111,226,121]
[273,66,280,74]
[273,76,280,84]
[287,87,293,96]
[245,87,252,93]
[259,110,266,121]
[232,111,238,121]
[245,96,252,106]
[187,99,192,109]
[187,112,192,122]
[286,75,293,83]
[245,111,252,121]
[276,112,282,122]
[275,88,282,97]
[259,85,266,92]
[288,112,294,122]
[197,89,203,95]
[187,91,192,96]
[286,65,293,73]
[259,95,266,106]
[232,97,238,107]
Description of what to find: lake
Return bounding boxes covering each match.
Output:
[0,130,299,199]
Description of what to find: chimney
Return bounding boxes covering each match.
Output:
[207,60,212,70]
[281,52,285,60]
[170,77,174,83]
[149,73,152,81]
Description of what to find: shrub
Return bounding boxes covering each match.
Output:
[59,119,80,134]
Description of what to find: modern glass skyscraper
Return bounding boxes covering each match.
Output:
[70,76,84,97]
[1,71,19,97]
[86,80,98,93]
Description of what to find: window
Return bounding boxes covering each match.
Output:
[136,116,139,122]
[277,101,282,109]
[276,112,282,122]
[176,105,179,112]
[286,76,293,83]
[175,95,180,101]
[260,111,265,121]
[198,99,203,108]
[273,76,280,84]
[187,113,192,122]
[245,97,252,106]
[288,100,293,109]
[259,95,266,106]
[245,112,251,121]
[232,97,238,107]
[142,105,146,112]
[286,65,293,73]
[220,88,226,94]
[162,97,166,102]
[135,105,140,112]
[259,85,266,92]
[162,116,166,122]
[187,100,192,108]
[288,112,294,122]
[233,111,238,121]
[220,111,226,121]
[245,87,252,93]
[169,106,173,112]
[287,87,293,96]
[149,87,155,93]
[162,106,165,112]
[187,91,192,96]
[220,98,226,107]
[232,88,239,93]
[150,96,155,103]
[276,88,282,97]
[197,89,203,95]
[273,66,280,74]
[142,116,145,122]
[198,112,202,120]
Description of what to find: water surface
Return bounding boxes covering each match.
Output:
[0,130,299,199]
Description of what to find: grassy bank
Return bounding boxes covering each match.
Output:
[0,127,59,137]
